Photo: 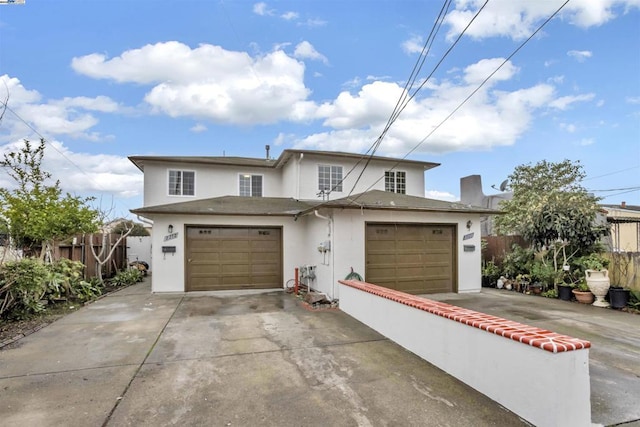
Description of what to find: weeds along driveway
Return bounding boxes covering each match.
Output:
[0,281,528,427]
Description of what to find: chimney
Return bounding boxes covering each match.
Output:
[621,201,626,208]
[265,144,270,160]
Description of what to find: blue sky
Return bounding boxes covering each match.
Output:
[0,0,638,218]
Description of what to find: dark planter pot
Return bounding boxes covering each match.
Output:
[558,286,573,301]
[609,287,630,309]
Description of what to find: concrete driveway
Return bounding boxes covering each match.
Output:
[1,281,527,427]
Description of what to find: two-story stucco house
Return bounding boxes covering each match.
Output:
[129,149,495,299]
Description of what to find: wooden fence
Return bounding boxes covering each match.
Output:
[52,234,127,279]
[482,235,527,266]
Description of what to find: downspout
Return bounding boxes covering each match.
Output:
[296,153,304,199]
[314,210,335,299]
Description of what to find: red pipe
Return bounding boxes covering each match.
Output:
[294,267,299,295]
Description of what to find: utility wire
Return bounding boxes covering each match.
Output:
[0,98,134,215]
[352,0,571,201]
[346,0,455,196]
[347,0,491,197]
[589,186,640,192]
[321,0,454,199]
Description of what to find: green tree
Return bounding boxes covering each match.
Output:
[112,220,149,236]
[495,159,607,257]
[0,139,100,259]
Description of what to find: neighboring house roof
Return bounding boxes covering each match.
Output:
[602,203,640,223]
[308,190,499,215]
[129,149,440,172]
[131,190,498,217]
[131,196,320,216]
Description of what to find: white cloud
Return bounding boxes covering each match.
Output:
[293,41,328,64]
[298,18,327,28]
[253,2,274,16]
[0,139,142,199]
[190,123,207,133]
[425,190,457,202]
[402,35,425,54]
[547,75,565,84]
[281,11,299,20]
[294,56,595,156]
[444,0,640,40]
[560,122,577,133]
[0,75,118,142]
[626,96,640,104]
[73,42,313,125]
[579,138,595,146]
[462,58,519,84]
[549,93,595,110]
[596,99,605,107]
[567,50,593,62]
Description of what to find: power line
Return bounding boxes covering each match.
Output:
[349,0,572,200]
[589,186,640,192]
[0,98,134,215]
[583,166,640,182]
[348,0,491,196]
[327,0,454,199]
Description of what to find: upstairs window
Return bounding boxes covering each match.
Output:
[239,174,263,197]
[168,170,195,196]
[318,165,343,193]
[385,171,406,194]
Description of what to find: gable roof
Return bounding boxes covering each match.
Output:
[304,190,498,215]
[129,149,439,172]
[131,190,497,217]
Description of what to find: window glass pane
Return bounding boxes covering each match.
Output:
[239,175,251,196]
[385,171,395,192]
[396,171,406,194]
[182,171,195,196]
[331,166,343,192]
[251,175,263,197]
[169,170,181,195]
[318,165,330,191]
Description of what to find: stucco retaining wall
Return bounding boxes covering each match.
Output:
[338,280,592,427]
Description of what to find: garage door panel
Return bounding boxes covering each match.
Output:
[186,226,282,291]
[366,223,455,295]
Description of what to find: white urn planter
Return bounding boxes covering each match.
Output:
[585,269,610,308]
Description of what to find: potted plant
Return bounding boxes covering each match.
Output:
[608,286,630,309]
[572,279,594,304]
[558,281,574,301]
[577,253,610,307]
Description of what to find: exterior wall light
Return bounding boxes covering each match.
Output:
[168,224,174,234]
[466,220,472,230]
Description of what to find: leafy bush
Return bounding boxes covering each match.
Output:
[481,260,500,287]
[573,253,610,273]
[501,244,534,279]
[0,258,50,318]
[541,288,558,298]
[109,268,143,287]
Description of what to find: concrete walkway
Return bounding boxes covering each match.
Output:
[428,289,640,427]
[1,281,527,427]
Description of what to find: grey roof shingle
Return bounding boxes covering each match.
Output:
[131,190,498,217]
[129,149,439,172]
[131,196,320,216]
[305,190,498,214]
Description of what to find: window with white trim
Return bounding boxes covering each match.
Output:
[318,165,343,193]
[168,170,195,196]
[239,174,263,197]
[385,171,406,194]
